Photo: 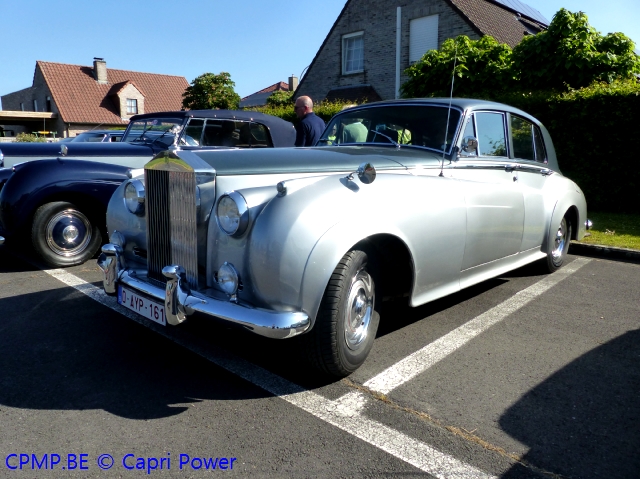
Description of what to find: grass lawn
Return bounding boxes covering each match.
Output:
[575,212,640,250]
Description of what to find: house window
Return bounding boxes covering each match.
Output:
[33,99,38,112]
[126,99,138,115]
[46,96,52,112]
[342,32,364,74]
[20,103,24,111]
[409,15,439,63]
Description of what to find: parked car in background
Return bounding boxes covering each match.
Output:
[0,110,296,266]
[60,130,126,143]
[97,98,590,377]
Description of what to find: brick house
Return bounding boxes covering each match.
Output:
[295,0,548,103]
[0,58,189,138]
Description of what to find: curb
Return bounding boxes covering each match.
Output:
[569,241,640,263]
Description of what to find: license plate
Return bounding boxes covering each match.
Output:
[118,285,166,326]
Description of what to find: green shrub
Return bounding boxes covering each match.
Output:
[15,133,46,142]
[248,100,354,124]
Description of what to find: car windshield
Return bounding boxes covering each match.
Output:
[71,132,123,142]
[123,118,185,147]
[318,105,462,154]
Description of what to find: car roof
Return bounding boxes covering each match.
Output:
[130,109,288,124]
[342,98,542,125]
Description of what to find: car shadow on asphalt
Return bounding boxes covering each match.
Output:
[499,328,640,479]
[0,287,277,420]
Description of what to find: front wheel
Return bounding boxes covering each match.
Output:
[542,214,572,273]
[305,250,380,377]
[31,201,102,267]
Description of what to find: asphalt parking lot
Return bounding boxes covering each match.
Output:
[0,246,638,478]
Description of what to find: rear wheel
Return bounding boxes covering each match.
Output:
[543,214,572,273]
[305,250,380,377]
[31,201,102,267]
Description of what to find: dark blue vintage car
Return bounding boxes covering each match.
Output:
[0,110,295,267]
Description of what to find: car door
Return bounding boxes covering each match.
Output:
[507,113,551,252]
[450,111,525,271]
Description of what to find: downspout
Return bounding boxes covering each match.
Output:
[395,6,402,99]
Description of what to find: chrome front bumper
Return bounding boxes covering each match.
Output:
[97,243,310,339]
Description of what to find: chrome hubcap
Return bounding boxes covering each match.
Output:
[551,217,568,265]
[45,209,92,257]
[344,269,374,351]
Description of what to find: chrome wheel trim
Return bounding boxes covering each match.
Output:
[551,217,568,266]
[45,209,92,257]
[344,269,375,351]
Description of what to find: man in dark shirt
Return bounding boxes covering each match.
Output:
[294,96,325,147]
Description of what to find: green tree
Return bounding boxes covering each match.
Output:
[266,90,294,107]
[401,35,514,98]
[513,9,640,90]
[182,72,241,110]
[401,9,640,98]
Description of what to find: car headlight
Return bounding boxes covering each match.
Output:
[124,179,145,216]
[215,191,248,236]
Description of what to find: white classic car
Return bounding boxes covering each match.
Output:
[98,99,589,377]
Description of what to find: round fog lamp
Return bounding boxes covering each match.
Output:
[217,262,239,295]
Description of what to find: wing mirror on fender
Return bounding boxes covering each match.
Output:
[345,162,376,185]
[59,145,68,157]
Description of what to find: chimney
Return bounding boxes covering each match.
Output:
[288,75,298,92]
[93,57,108,84]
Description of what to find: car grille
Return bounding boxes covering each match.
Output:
[145,169,199,289]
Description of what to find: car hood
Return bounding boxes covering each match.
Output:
[190,145,446,176]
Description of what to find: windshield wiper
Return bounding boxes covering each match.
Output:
[371,130,400,149]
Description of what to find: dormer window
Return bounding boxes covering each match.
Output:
[127,99,138,115]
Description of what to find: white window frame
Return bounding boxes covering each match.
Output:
[342,31,364,75]
[126,98,138,115]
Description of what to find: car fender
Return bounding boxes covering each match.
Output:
[542,174,588,253]
[0,159,130,237]
[248,173,468,323]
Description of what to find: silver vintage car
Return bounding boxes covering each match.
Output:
[98,99,589,377]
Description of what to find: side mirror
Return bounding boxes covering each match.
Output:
[59,145,68,157]
[357,162,376,185]
[461,136,478,154]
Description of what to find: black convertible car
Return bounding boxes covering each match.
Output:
[0,110,295,267]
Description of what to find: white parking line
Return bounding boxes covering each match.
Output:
[363,257,592,395]
[44,267,496,479]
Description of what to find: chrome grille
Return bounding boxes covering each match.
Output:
[145,169,199,289]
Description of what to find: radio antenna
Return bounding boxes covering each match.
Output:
[439,41,458,178]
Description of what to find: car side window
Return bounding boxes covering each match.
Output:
[511,115,535,161]
[247,123,273,148]
[532,125,547,163]
[476,112,507,157]
[184,119,204,146]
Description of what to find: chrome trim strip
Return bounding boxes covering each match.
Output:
[0,236,5,245]
[98,243,310,339]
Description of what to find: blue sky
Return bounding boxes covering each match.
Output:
[0,0,637,106]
